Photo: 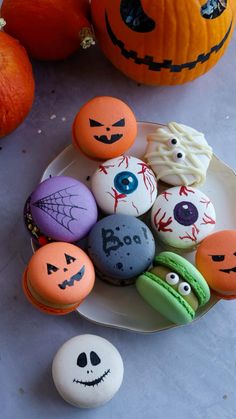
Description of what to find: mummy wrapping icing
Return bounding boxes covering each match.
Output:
[91,156,157,216]
[145,122,213,186]
[151,186,216,250]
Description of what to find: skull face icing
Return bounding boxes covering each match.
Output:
[151,186,216,250]
[91,155,157,216]
[145,122,213,186]
[52,334,124,408]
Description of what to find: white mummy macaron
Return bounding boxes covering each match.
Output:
[91,155,157,216]
[52,334,124,408]
[145,122,213,186]
[151,186,216,250]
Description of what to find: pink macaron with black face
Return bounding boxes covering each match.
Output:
[24,176,98,245]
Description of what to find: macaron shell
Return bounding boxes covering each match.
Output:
[23,268,80,315]
[155,251,210,306]
[91,156,157,216]
[73,96,137,160]
[30,176,97,242]
[136,273,195,325]
[151,186,216,250]
[195,230,236,299]
[26,242,95,305]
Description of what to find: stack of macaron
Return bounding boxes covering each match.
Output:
[23,96,233,328]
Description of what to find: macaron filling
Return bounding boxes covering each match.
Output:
[149,265,199,311]
[155,253,209,306]
[25,271,79,310]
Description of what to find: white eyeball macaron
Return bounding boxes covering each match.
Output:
[91,155,157,216]
[52,334,124,408]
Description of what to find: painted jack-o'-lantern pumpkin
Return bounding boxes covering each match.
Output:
[91,0,236,85]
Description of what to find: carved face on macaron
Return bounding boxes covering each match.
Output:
[23,242,95,314]
[196,230,236,299]
[73,96,137,160]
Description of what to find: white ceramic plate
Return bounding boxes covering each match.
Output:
[39,122,236,333]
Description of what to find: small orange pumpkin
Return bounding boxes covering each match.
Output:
[91,0,236,85]
[0,30,35,138]
[1,0,95,61]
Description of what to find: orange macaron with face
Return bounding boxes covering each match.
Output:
[196,230,236,300]
[72,96,137,160]
[23,242,95,314]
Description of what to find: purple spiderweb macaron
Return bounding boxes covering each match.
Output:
[24,176,98,243]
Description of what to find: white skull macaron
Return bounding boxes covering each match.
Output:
[91,155,157,216]
[151,186,216,250]
[52,334,124,408]
[145,122,213,186]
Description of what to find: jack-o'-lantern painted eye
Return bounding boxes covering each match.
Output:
[47,263,59,275]
[201,0,227,20]
[120,0,155,32]
[112,118,125,127]
[210,254,225,262]
[89,119,104,127]
[65,253,76,264]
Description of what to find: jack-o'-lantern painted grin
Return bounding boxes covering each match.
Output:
[91,0,236,85]
[105,11,233,74]
[90,117,125,144]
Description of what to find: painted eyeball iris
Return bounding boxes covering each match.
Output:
[114,171,138,194]
[168,138,179,148]
[178,282,191,296]
[166,272,179,285]
[173,150,185,162]
[174,201,199,226]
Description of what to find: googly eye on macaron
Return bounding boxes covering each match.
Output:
[151,186,216,250]
[136,251,211,325]
[91,155,157,217]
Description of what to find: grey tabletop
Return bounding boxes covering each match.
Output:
[1,27,236,419]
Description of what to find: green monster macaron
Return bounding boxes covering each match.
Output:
[136,251,211,325]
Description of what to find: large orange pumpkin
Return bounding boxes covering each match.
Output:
[1,0,94,61]
[91,0,236,85]
[0,30,35,138]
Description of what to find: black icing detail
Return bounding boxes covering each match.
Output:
[90,351,101,366]
[211,255,225,262]
[65,253,76,264]
[73,369,110,387]
[33,185,87,233]
[77,352,87,368]
[219,266,236,273]
[58,265,85,290]
[89,119,104,127]
[105,11,233,73]
[94,133,123,144]
[112,118,125,127]
[201,0,227,20]
[47,263,59,275]
[120,0,155,32]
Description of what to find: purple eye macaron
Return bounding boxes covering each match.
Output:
[24,176,98,245]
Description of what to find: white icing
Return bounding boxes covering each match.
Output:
[145,122,213,186]
[52,334,124,408]
[151,186,216,250]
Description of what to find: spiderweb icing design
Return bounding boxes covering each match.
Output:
[145,122,212,185]
[32,185,87,233]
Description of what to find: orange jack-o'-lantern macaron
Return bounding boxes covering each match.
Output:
[196,230,236,300]
[72,96,137,160]
[23,242,95,314]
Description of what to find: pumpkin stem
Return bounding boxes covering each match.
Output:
[0,18,6,30]
[79,27,95,49]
